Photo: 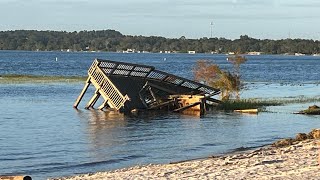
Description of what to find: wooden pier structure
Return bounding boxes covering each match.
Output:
[74,59,221,115]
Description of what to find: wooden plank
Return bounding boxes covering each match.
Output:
[98,100,109,110]
[200,98,206,115]
[206,97,222,104]
[148,70,220,93]
[169,94,204,99]
[148,99,176,110]
[234,109,258,114]
[73,77,91,109]
[146,82,178,94]
[173,102,201,112]
[96,59,155,70]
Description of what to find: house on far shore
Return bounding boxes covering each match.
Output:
[188,51,196,54]
[123,49,135,53]
[248,51,262,55]
[210,50,219,54]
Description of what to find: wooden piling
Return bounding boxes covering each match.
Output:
[200,98,206,115]
[98,100,109,110]
[85,90,101,109]
[73,77,91,109]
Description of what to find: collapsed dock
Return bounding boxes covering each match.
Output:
[74,59,221,115]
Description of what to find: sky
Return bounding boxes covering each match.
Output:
[0,0,320,39]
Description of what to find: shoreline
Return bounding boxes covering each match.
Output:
[52,138,320,180]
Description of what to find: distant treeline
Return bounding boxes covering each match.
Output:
[1,30,320,54]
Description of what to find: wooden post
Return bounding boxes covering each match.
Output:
[91,90,101,107]
[200,98,206,116]
[85,90,101,109]
[98,100,109,110]
[73,77,91,109]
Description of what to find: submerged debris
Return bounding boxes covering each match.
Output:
[234,109,258,114]
[295,105,320,115]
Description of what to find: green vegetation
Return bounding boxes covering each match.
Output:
[1,30,320,54]
[278,97,320,104]
[194,60,238,100]
[192,57,320,111]
[216,97,320,111]
[0,74,87,84]
[225,54,247,99]
[193,55,246,100]
[217,99,281,111]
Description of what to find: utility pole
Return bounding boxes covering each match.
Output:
[210,21,214,38]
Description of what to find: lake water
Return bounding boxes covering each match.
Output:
[0,51,319,179]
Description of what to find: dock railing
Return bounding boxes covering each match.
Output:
[88,60,129,110]
[95,59,220,96]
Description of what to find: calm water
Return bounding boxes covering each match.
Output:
[1,50,320,83]
[0,51,320,179]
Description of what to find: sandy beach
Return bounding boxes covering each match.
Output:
[52,138,320,180]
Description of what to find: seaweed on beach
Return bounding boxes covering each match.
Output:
[272,129,320,147]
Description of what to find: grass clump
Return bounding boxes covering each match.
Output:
[279,96,320,104]
[217,99,281,111]
[216,97,320,112]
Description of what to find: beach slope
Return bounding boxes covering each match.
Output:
[53,139,320,180]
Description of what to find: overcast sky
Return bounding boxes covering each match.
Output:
[1,0,320,39]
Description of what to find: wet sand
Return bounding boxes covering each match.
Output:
[52,139,320,180]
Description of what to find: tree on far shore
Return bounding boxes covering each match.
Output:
[1,30,320,54]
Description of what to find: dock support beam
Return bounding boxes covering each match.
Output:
[98,100,109,110]
[73,77,91,109]
[200,98,206,116]
[85,90,101,109]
